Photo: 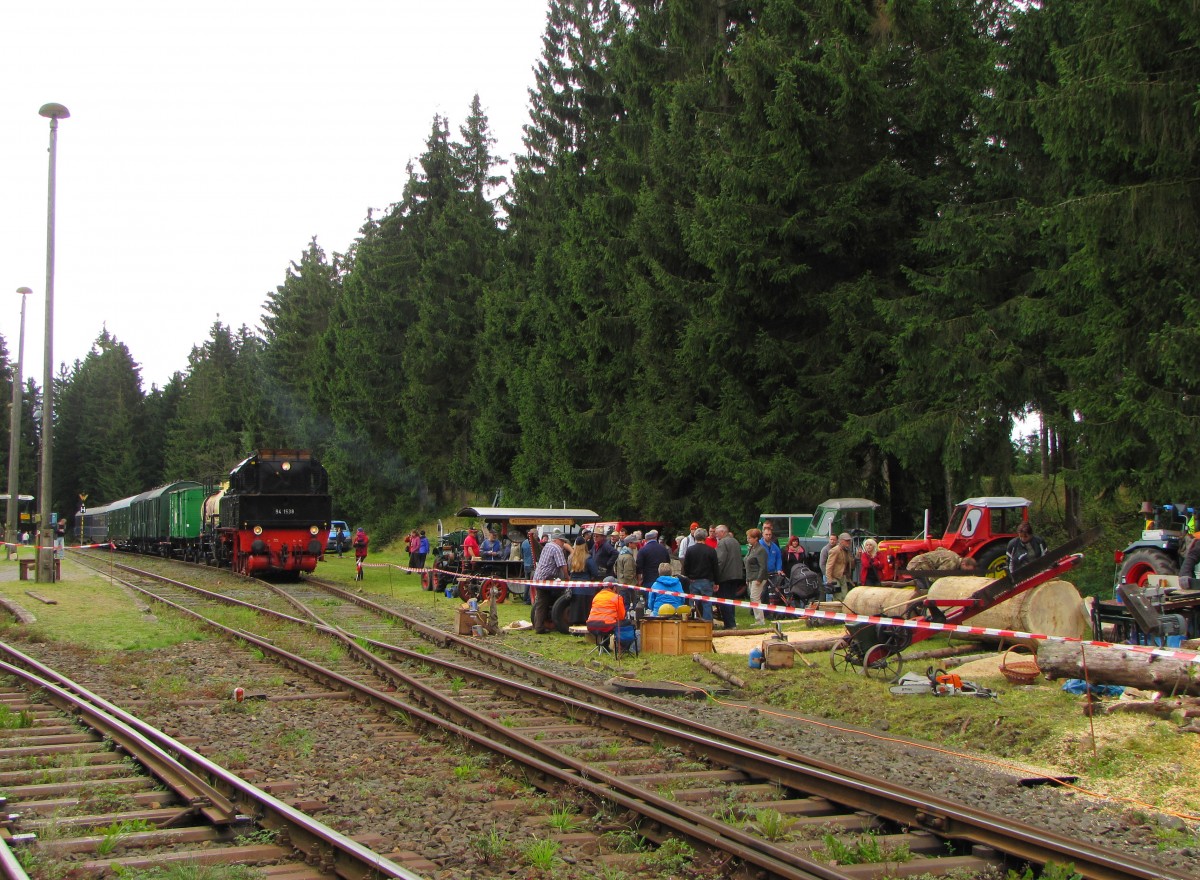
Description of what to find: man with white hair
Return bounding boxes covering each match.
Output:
[713,524,743,629]
[681,527,718,622]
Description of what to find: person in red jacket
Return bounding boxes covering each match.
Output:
[353,527,369,581]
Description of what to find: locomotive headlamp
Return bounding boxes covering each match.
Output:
[309,525,319,536]
[281,461,291,471]
[253,525,263,536]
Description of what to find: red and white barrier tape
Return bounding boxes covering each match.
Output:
[387,563,1200,665]
[4,541,114,551]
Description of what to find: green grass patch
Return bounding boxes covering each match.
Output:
[0,561,207,650]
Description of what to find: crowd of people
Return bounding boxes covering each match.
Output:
[518,520,903,634]
[412,518,1047,636]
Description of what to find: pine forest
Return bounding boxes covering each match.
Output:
[2,0,1199,544]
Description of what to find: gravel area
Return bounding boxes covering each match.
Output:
[4,590,1197,879]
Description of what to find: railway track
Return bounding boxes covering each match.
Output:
[55,551,1190,880]
[0,647,419,880]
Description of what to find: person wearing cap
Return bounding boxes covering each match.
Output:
[593,527,619,576]
[462,527,481,565]
[677,522,702,560]
[614,537,638,586]
[531,530,571,632]
[636,529,672,589]
[587,577,637,653]
[480,529,503,561]
[825,532,854,600]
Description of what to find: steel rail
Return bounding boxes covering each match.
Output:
[0,658,240,826]
[0,644,423,880]
[71,554,1189,880]
[83,566,854,880]
[306,578,1187,880]
[0,839,31,880]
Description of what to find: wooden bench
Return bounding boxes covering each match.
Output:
[17,559,60,580]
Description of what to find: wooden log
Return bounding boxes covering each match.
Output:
[942,652,1003,669]
[792,636,845,654]
[903,644,991,663]
[713,627,772,638]
[844,586,922,617]
[1104,701,1176,717]
[1038,641,1200,696]
[693,654,746,689]
[0,597,36,624]
[927,577,1088,642]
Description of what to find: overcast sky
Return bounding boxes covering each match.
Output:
[1,0,548,390]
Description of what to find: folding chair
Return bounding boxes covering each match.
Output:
[585,622,616,658]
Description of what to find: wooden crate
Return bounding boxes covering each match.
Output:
[640,619,713,655]
[456,609,484,635]
[762,640,795,669]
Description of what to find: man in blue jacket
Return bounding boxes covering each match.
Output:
[761,521,783,579]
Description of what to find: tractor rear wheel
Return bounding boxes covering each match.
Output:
[551,592,575,634]
[1118,549,1176,588]
[479,579,508,604]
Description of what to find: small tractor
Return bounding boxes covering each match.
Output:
[1113,501,1196,588]
[878,496,1032,580]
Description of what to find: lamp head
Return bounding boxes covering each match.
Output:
[16,287,32,296]
[38,103,70,120]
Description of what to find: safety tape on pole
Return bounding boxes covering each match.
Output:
[390,563,1200,666]
[5,541,114,551]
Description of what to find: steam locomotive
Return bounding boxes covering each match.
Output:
[78,449,332,578]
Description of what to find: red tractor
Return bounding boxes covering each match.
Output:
[878,496,1031,580]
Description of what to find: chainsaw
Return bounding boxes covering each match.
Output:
[889,667,997,699]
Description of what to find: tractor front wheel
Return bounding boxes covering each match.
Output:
[973,544,1008,579]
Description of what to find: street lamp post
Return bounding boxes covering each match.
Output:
[37,102,69,583]
[5,287,33,561]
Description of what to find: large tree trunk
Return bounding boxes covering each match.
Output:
[844,586,923,617]
[1038,641,1200,696]
[926,577,1089,642]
